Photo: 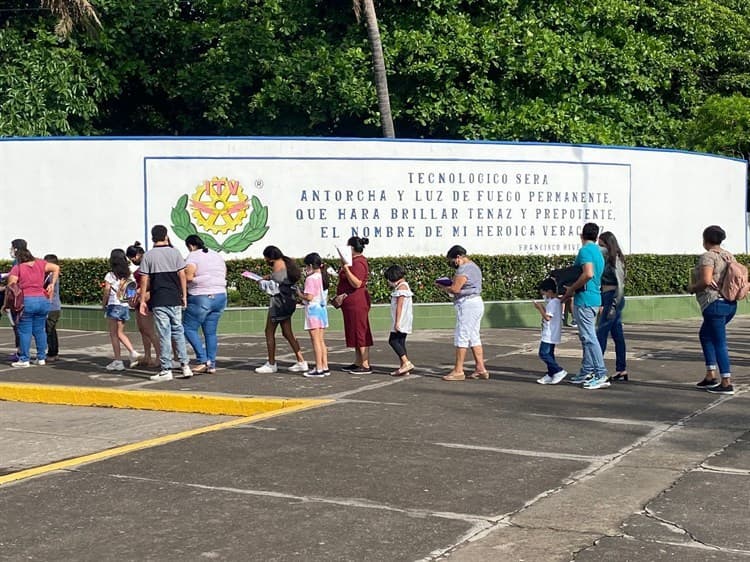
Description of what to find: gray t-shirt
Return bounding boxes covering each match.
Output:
[455,261,482,302]
[139,245,186,308]
[694,249,730,311]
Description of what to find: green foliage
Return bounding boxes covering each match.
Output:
[3,0,750,147]
[4,254,745,306]
[0,26,112,136]
[683,93,750,160]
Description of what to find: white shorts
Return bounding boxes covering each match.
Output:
[454,296,484,347]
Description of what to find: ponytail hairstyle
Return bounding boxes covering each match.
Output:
[347,236,369,254]
[304,252,329,290]
[125,241,144,260]
[185,234,209,253]
[109,248,131,280]
[598,231,624,268]
[263,245,301,284]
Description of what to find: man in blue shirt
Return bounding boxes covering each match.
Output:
[561,222,609,389]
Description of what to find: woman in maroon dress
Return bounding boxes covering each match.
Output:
[333,236,373,374]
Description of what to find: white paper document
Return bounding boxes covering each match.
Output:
[336,245,352,266]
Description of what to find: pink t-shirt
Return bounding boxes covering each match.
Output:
[303,272,329,330]
[9,260,48,297]
[185,249,227,295]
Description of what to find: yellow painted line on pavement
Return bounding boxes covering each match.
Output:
[0,398,331,487]
[0,382,328,417]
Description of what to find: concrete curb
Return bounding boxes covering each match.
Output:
[0,382,332,417]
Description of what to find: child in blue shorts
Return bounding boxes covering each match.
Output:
[101,249,141,371]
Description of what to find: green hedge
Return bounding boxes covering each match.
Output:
[1,254,745,306]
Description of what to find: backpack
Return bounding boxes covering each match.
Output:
[3,265,26,316]
[3,283,24,315]
[116,279,139,309]
[716,252,750,302]
[548,265,584,295]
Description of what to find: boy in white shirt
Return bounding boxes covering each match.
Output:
[534,278,567,384]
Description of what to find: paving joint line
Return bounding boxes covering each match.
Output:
[106,473,499,526]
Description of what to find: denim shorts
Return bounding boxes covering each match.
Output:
[106,304,131,322]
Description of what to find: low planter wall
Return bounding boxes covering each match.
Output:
[3,295,741,334]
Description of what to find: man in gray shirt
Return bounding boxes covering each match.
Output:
[138,225,192,381]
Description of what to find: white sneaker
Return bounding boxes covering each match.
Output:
[537,374,555,385]
[11,360,30,368]
[255,361,277,374]
[106,360,125,371]
[150,370,173,382]
[36,359,46,366]
[176,364,193,379]
[129,351,141,368]
[288,361,309,373]
[550,369,567,384]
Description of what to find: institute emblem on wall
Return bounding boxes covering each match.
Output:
[170,176,269,253]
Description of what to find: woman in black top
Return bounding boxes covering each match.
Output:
[596,231,627,381]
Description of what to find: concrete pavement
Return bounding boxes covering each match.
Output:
[0,319,748,561]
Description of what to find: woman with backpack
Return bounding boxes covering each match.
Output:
[688,225,738,395]
[4,244,60,367]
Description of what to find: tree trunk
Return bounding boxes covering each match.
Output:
[363,0,395,138]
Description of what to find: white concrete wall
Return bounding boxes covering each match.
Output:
[1,137,746,259]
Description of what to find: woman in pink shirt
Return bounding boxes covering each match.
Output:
[183,235,227,374]
[5,245,60,367]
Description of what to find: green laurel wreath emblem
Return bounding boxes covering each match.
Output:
[170,193,269,253]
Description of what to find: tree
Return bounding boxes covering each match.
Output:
[38,0,101,37]
[684,93,750,209]
[353,0,395,138]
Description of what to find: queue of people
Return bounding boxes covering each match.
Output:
[0,224,742,395]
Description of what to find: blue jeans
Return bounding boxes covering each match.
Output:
[152,306,189,371]
[17,296,50,362]
[699,299,736,377]
[596,291,627,373]
[538,341,563,375]
[574,304,607,378]
[183,293,227,367]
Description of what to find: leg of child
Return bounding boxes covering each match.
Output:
[388,332,412,374]
[319,329,328,371]
[46,310,60,359]
[108,318,122,360]
[116,319,136,356]
[309,328,323,371]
